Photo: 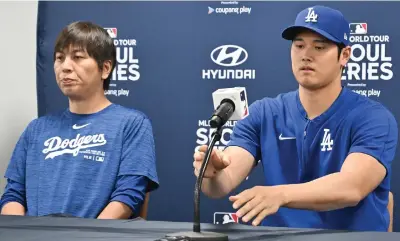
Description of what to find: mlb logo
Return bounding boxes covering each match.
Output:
[349,23,367,35]
[213,212,240,225]
[104,28,117,38]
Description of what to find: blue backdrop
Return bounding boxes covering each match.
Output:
[36,1,400,231]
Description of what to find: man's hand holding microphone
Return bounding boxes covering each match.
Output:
[193,145,231,179]
[193,144,287,226]
[192,88,287,226]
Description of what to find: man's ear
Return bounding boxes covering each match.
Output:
[101,60,112,80]
[340,46,351,67]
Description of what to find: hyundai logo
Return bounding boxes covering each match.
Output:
[211,45,248,67]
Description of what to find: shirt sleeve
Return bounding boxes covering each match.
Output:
[109,175,148,216]
[0,179,26,211]
[1,121,35,210]
[227,100,263,161]
[348,105,398,176]
[116,114,159,193]
[4,122,33,184]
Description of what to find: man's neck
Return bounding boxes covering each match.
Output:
[69,91,112,115]
[299,81,342,120]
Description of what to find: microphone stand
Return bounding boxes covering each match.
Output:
[165,126,228,241]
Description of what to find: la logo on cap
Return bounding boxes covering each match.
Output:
[305,7,318,23]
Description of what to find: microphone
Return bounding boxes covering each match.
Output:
[165,87,249,241]
[209,99,235,129]
[210,87,249,128]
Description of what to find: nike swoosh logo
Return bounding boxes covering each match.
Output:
[72,123,91,130]
[279,134,296,140]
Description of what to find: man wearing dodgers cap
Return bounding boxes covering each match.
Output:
[193,6,398,231]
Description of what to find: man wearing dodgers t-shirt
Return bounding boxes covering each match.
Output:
[0,21,159,219]
[193,6,398,231]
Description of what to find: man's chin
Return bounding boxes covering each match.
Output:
[61,89,83,100]
[297,79,329,91]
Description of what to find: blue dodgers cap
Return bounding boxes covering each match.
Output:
[282,5,350,46]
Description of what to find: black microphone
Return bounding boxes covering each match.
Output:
[164,88,249,241]
[165,121,228,241]
[210,99,235,129]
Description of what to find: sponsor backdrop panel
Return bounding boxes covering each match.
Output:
[36,1,400,231]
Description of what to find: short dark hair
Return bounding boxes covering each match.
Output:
[53,21,116,90]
